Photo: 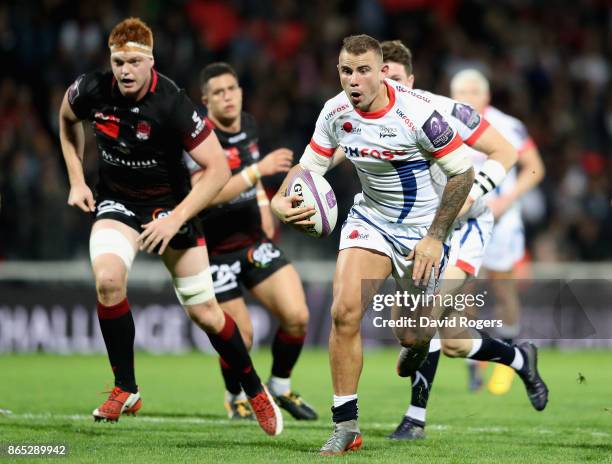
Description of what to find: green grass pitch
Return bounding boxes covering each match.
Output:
[1,349,611,463]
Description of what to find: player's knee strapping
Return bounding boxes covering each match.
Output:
[173,268,215,305]
[89,229,136,270]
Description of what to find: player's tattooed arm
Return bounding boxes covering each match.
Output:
[428,168,474,241]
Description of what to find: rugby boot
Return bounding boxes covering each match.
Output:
[93,386,141,422]
[515,342,549,411]
[272,390,318,420]
[388,416,425,440]
[248,385,284,435]
[319,420,363,456]
[224,397,255,420]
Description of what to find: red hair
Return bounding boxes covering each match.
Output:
[108,17,153,52]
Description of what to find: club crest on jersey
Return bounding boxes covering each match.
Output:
[422,110,454,149]
[248,142,260,159]
[451,103,480,129]
[136,121,151,140]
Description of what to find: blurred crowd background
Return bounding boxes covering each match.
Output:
[1,0,610,262]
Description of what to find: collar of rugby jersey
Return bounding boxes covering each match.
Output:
[354,80,396,119]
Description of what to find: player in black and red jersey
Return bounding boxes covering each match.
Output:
[184,63,317,421]
[58,18,282,436]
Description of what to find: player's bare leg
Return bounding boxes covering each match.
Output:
[438,274,547,412]
[164,246,282,435]
[320,248,391,455]
[390,265,468,439]
[487,269,520,394]
[217,297,255,419]
[90,219,142,422]
[250,264,317,420]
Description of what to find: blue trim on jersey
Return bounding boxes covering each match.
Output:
[391,160,429,223]
[460,218,484,247]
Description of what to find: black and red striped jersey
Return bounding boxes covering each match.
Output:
[67,69,211,204]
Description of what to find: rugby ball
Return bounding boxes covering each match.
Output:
[286,169,338,238]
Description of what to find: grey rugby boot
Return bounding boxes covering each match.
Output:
[319,420,363,456]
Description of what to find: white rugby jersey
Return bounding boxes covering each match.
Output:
[470,106,536,219]
[309,79,469,226]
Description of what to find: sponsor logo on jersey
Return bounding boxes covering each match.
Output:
[451,103,480,129]
[67,75,83,105]
[247,243,281,268]
[96,200,136,217]
[342,145,408,160]
[422,110,454,149]
[152,208,188,234]
[190,111,206,139]
[347,229,369,240]
[94,112,121,139]
[136,121,151,140]
[131,107,140,114]
[94,112,121,122]
[395,108,417,130]
[379,127,397,138]
[406,90,431,103]
[101,150,158,168]
[325,103,350,121]
[342,121,361,134]
[228,132,247,144]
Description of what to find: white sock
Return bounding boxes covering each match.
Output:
[226,390,246,403]
[510,347,524,371]
[406,405,426,423]
[429,336,441,352]
[333,394,358,408]
[268,376,291,396]
[466,334,483,358]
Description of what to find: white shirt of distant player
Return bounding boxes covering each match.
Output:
[414,90,492,219]
[470,106,536,219]
[309,79,465,226]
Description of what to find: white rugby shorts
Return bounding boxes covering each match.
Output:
[339,202,449,295]
[448,209,494,277]
[482,208,525,272]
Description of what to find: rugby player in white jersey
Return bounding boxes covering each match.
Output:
[380,40,548,441]
[271,35,544,455]
[451,69,546,395]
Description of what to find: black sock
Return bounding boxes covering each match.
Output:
[271,328,306,378]
[468,330,516,366]
[410,348,440,411]
[97,298,137,393]
[331,399,358,423]
[207,313,262,397]
[219,357,242,395]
